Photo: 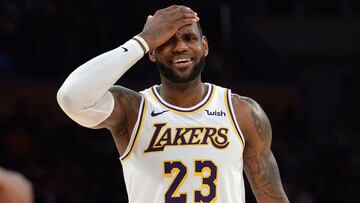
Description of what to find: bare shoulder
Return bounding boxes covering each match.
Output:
[108,85,143,104]
[96,86,143,133]
[231,93,272,145]
[231,94,262,114]
[231,93,266,126]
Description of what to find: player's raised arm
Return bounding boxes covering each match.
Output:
[232,95,289,203]
[56,5,199,130]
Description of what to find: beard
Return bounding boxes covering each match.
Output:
[155,56,206,83]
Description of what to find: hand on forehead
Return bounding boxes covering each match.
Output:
[139,5,200,50]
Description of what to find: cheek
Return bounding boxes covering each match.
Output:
[153,53,165,63]
[193,44,206,55]
[156,42,173,53]
[155,50,171,63]
[197,49,207,58]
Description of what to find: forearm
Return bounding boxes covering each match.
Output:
[245,151,289,203]
[57,38,146,127]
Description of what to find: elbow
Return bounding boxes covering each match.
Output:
[56,86,65,108]
[56,84,79,115]
[57,85,68,109]
[56,85,88,127]
[56,85,111,128]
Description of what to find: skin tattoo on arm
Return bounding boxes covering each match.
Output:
[238,96,289,202]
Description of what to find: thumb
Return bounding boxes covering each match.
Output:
[143,15,153,29]
[146,15,152,22]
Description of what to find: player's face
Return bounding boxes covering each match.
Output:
[150,24,209,83]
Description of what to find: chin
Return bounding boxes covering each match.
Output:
[157,57,205,84]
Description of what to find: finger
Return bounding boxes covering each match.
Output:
[170,12,199,22]
[173,18,198,28]
[143,15,153,29]
[144,15,152,24]
[146,15,152,22]
[167,7,198,22]
[168,6,197,16]
[163,5,181,12]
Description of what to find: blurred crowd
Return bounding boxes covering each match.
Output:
[1,0,359,203]
[0,98,127,202]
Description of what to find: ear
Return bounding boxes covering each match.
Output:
[148,49,156,62]
[202,36,209,56]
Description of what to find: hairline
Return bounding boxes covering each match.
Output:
[196,21,203,37]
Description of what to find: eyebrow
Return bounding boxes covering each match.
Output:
[177,29,199,37]
[183,33,198,38]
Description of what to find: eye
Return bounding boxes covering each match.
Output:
[184,35,197,42]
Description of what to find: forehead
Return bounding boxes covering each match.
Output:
[175,24,201,37]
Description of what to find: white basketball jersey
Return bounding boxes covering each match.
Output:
[120,83,246,203]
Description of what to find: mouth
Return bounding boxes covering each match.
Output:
[169,57,195,69]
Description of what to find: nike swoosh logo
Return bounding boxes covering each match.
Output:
[120,47,128,52]
[151,110,169,117]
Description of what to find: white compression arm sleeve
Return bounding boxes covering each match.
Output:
[57,39,145,128]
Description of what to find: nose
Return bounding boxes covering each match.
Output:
[172,39,188,53]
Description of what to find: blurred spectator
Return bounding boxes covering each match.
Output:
[0,167,34,203]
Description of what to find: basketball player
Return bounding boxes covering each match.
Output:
[57,5,289,203]
[0,167,34,203]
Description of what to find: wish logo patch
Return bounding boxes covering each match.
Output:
[205,109,226,117]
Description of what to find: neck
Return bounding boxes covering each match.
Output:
[157,77,207,108]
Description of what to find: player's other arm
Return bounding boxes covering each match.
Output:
[232,95,289,203]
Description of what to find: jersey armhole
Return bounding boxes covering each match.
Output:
[225,89,246,148]
[119,94,147,161]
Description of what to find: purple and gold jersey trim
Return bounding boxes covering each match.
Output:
[150,84,215,114]
[225,89,245,147]
[120,97,147,161]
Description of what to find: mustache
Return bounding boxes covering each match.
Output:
[155,56,206,83]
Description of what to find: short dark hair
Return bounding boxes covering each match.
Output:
[196,21,203,36]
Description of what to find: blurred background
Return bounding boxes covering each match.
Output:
[0,0,359,202]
